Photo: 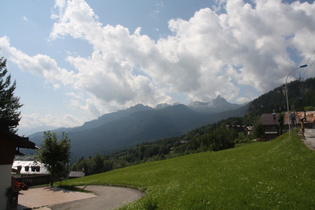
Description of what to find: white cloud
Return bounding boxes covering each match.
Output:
[2,0,315,130]
[50,0,171,108]
[0,36,75,88]
[19,112,85,131]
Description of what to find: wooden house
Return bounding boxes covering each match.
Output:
[0,119,37,209]
[12,160,50,187]
[260,111,315,140]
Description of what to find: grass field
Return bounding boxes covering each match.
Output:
[60,131,315,209]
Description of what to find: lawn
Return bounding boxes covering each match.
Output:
[60,131,315,209]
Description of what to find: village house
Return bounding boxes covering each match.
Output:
[259,111,315,140]
[0,119,37,209]
[259,112,280,140]
[12,160,50,187]
[12,160,50,177]
[68,171,85,179]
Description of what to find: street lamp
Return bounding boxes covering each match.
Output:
[285,64,307,136]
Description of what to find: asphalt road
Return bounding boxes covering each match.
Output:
[304,128,315,150]
[18,185,143,210]
[50,185,143,210]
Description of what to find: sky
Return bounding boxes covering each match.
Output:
[0,0,315,136]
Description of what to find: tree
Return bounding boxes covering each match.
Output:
[0,57,22,130]
[198,127,236,152]
[36,131,71,186]
[277,113,284,135]
[252,120,265,139]
[71,154,113,175]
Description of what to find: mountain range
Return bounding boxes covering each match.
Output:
[27,96,248,161]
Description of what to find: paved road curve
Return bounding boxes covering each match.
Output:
[50,185,143,210]
[18,185,143,210]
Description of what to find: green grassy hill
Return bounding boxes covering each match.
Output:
[60,131,315,209]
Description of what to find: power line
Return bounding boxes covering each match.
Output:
[300,49,315,78]
[306,49,315,64]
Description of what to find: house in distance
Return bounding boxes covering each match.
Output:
[260,111,315,140]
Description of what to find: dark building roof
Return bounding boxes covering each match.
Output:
[0,119,37,165]
[0,119,36,149]
[260,113,278,126]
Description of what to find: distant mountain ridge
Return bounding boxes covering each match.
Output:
[189,95,241,113]
[74,104,154,132]
[28,98,248,161]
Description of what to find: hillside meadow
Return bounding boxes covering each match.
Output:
[59,131,315,209]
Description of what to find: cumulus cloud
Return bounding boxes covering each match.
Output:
[2,0,315,124]
[0,36,75,89]
[50,0,172,107]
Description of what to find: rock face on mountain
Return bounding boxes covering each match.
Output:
[29,100,248,161]
[189,96,241,113]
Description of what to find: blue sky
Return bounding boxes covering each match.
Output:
[0,0,315,135]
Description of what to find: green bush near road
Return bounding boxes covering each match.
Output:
[60,131,315,209]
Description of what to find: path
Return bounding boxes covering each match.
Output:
[18,185,143,210]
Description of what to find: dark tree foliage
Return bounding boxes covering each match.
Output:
[252,120,265,139]
[72,154,113,175]
[0,57,22,130]
[277,112,284,135]
[36,131,71,186]
[197,127,235,152]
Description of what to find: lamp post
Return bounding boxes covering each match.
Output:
[285,64,307,136]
